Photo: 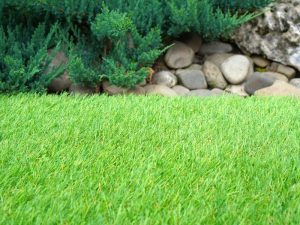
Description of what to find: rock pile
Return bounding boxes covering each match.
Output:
[48,37,300,98]
[135,39,299,98]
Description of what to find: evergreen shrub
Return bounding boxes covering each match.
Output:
[0,23,64,93]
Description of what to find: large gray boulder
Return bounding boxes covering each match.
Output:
[232,0,300,71]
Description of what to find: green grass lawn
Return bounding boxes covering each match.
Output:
[1,94,300,224]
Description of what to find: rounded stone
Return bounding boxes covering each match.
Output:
[211,88,227,96]
[199,41,233,55]
[221,55,251,84]
[164,42,194,69]
[152,71,177,87]
[277,64,296,79]
[203,61,228,89]
[144,85,178,96]
[252,56,270,68]
[186,64,203,71]
[206,53,234,68]
[267,62,280,72]
[244,72,276,95]
[176,69,207,90]
[172,85,190,96]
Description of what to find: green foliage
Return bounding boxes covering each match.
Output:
[0,0,272,90]
[213,0,274,11]
[0,24,64,93]
[115,0,164,35]
[165,0,255,38]
[0,0,101,22]
[68,51,99,87]
[102,59,149,88]
[92,7,134,42]
[91,8,163,88]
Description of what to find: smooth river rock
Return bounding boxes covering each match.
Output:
[244,72,277,95]
[164,42,194,69]
[176,69,207,90]
[221,55,251,84]
[144,85,178,96]
[172,85,190,96]
[203,60,228,89]
[199,41,233,55]
[152,71,177,87]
